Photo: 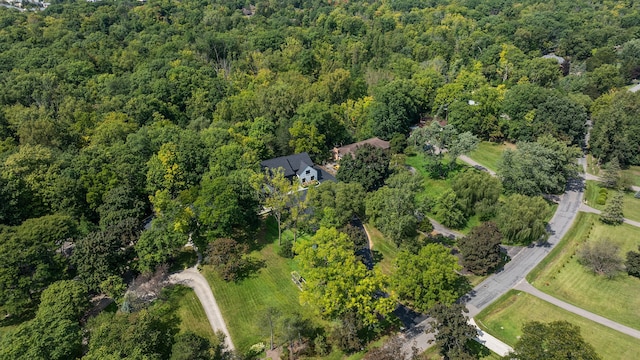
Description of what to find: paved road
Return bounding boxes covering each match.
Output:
[169,266,235,350]
[514,279,640,339]
[629,83,640,93]
[463,176,584,317]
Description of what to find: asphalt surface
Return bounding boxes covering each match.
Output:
[463,176,584,317]
[397,157,587,357]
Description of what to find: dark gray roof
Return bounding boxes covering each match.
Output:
[260,152,314,177]
[297,161,313,176]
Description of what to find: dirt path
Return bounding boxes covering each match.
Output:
[169,266,235,350]
[514,279,640,339]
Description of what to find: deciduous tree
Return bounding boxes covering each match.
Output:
[337,143,390,192]
[495,194,549,245]
[509,321,600,360]
[458,222,503,275]
[429,303,478,360]
[392,244,466,312]
[578,239,623,278]
[293,228,395,325]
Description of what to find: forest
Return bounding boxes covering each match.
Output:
[0,0,639,358]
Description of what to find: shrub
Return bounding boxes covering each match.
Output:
[625,247,640,278]
[417,217,434,233]
[278,241,294,258]
[596,194,607,205]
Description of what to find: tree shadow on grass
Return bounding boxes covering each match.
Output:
[371,249,384,265]
[233,256,266,282]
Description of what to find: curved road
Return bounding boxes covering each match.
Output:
[169,266,235,351]
[400,156,586,356]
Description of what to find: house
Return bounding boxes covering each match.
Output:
[542,53,570,76]
[260,152,334,185]
[332,137,391,161]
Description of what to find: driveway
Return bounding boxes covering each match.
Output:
[169,266,235,350]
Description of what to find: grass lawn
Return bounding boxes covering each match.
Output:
[527,212,640,330]
[623,165,640,187]
[587,155,640,187]
[475,291,640,360]
[203,217,313,352]
[163,285,217,343]
[466,142,513,171]
[584,180,640,222]
[365,224,399,276]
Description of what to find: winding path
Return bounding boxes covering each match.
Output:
[169,262,235,350]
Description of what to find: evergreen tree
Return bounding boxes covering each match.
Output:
[600,191,624,225]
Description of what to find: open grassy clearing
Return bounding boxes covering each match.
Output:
[585,180,640,221]
[475,291,640,360]
[163,285,217,343]
[527,212,640,330]
[365,224,398,276]
[467,141,513,172]
[203,217,313,352]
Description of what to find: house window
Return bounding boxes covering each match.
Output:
[306,169,310,174]
[311,175,315,181]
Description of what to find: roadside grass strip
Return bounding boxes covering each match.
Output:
[475,291,640,360]
[527,212,640,330]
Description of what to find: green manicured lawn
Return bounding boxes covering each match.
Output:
[467,142,513,171]
[584,180,640,222]
[203,218,313,352]
[475,291,640,360]
[527,212,640,330]
[586,155,640,187]
[623,165,640,187]
[163,285,217,343]
[365,224,399,276]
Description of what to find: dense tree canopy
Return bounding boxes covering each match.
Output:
[0,0,638,355]
[293,228,395,326]
[499,135,581,196]
[392,244,466,312]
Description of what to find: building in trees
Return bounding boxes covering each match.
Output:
[260,152,334,185]
[332,137,390,161]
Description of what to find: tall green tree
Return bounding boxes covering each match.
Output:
[458,222,503,275]
[498,135,581,196]
[508,321,600,360]
[0,214,77,318]
[392,244,466,312]
[600,191,624,225]
[337,143,390,192]
[293,228,395,326]
[429,303,478,360]
[365,186,417,245]
[495,194,550,245]
[261,168,294,246]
